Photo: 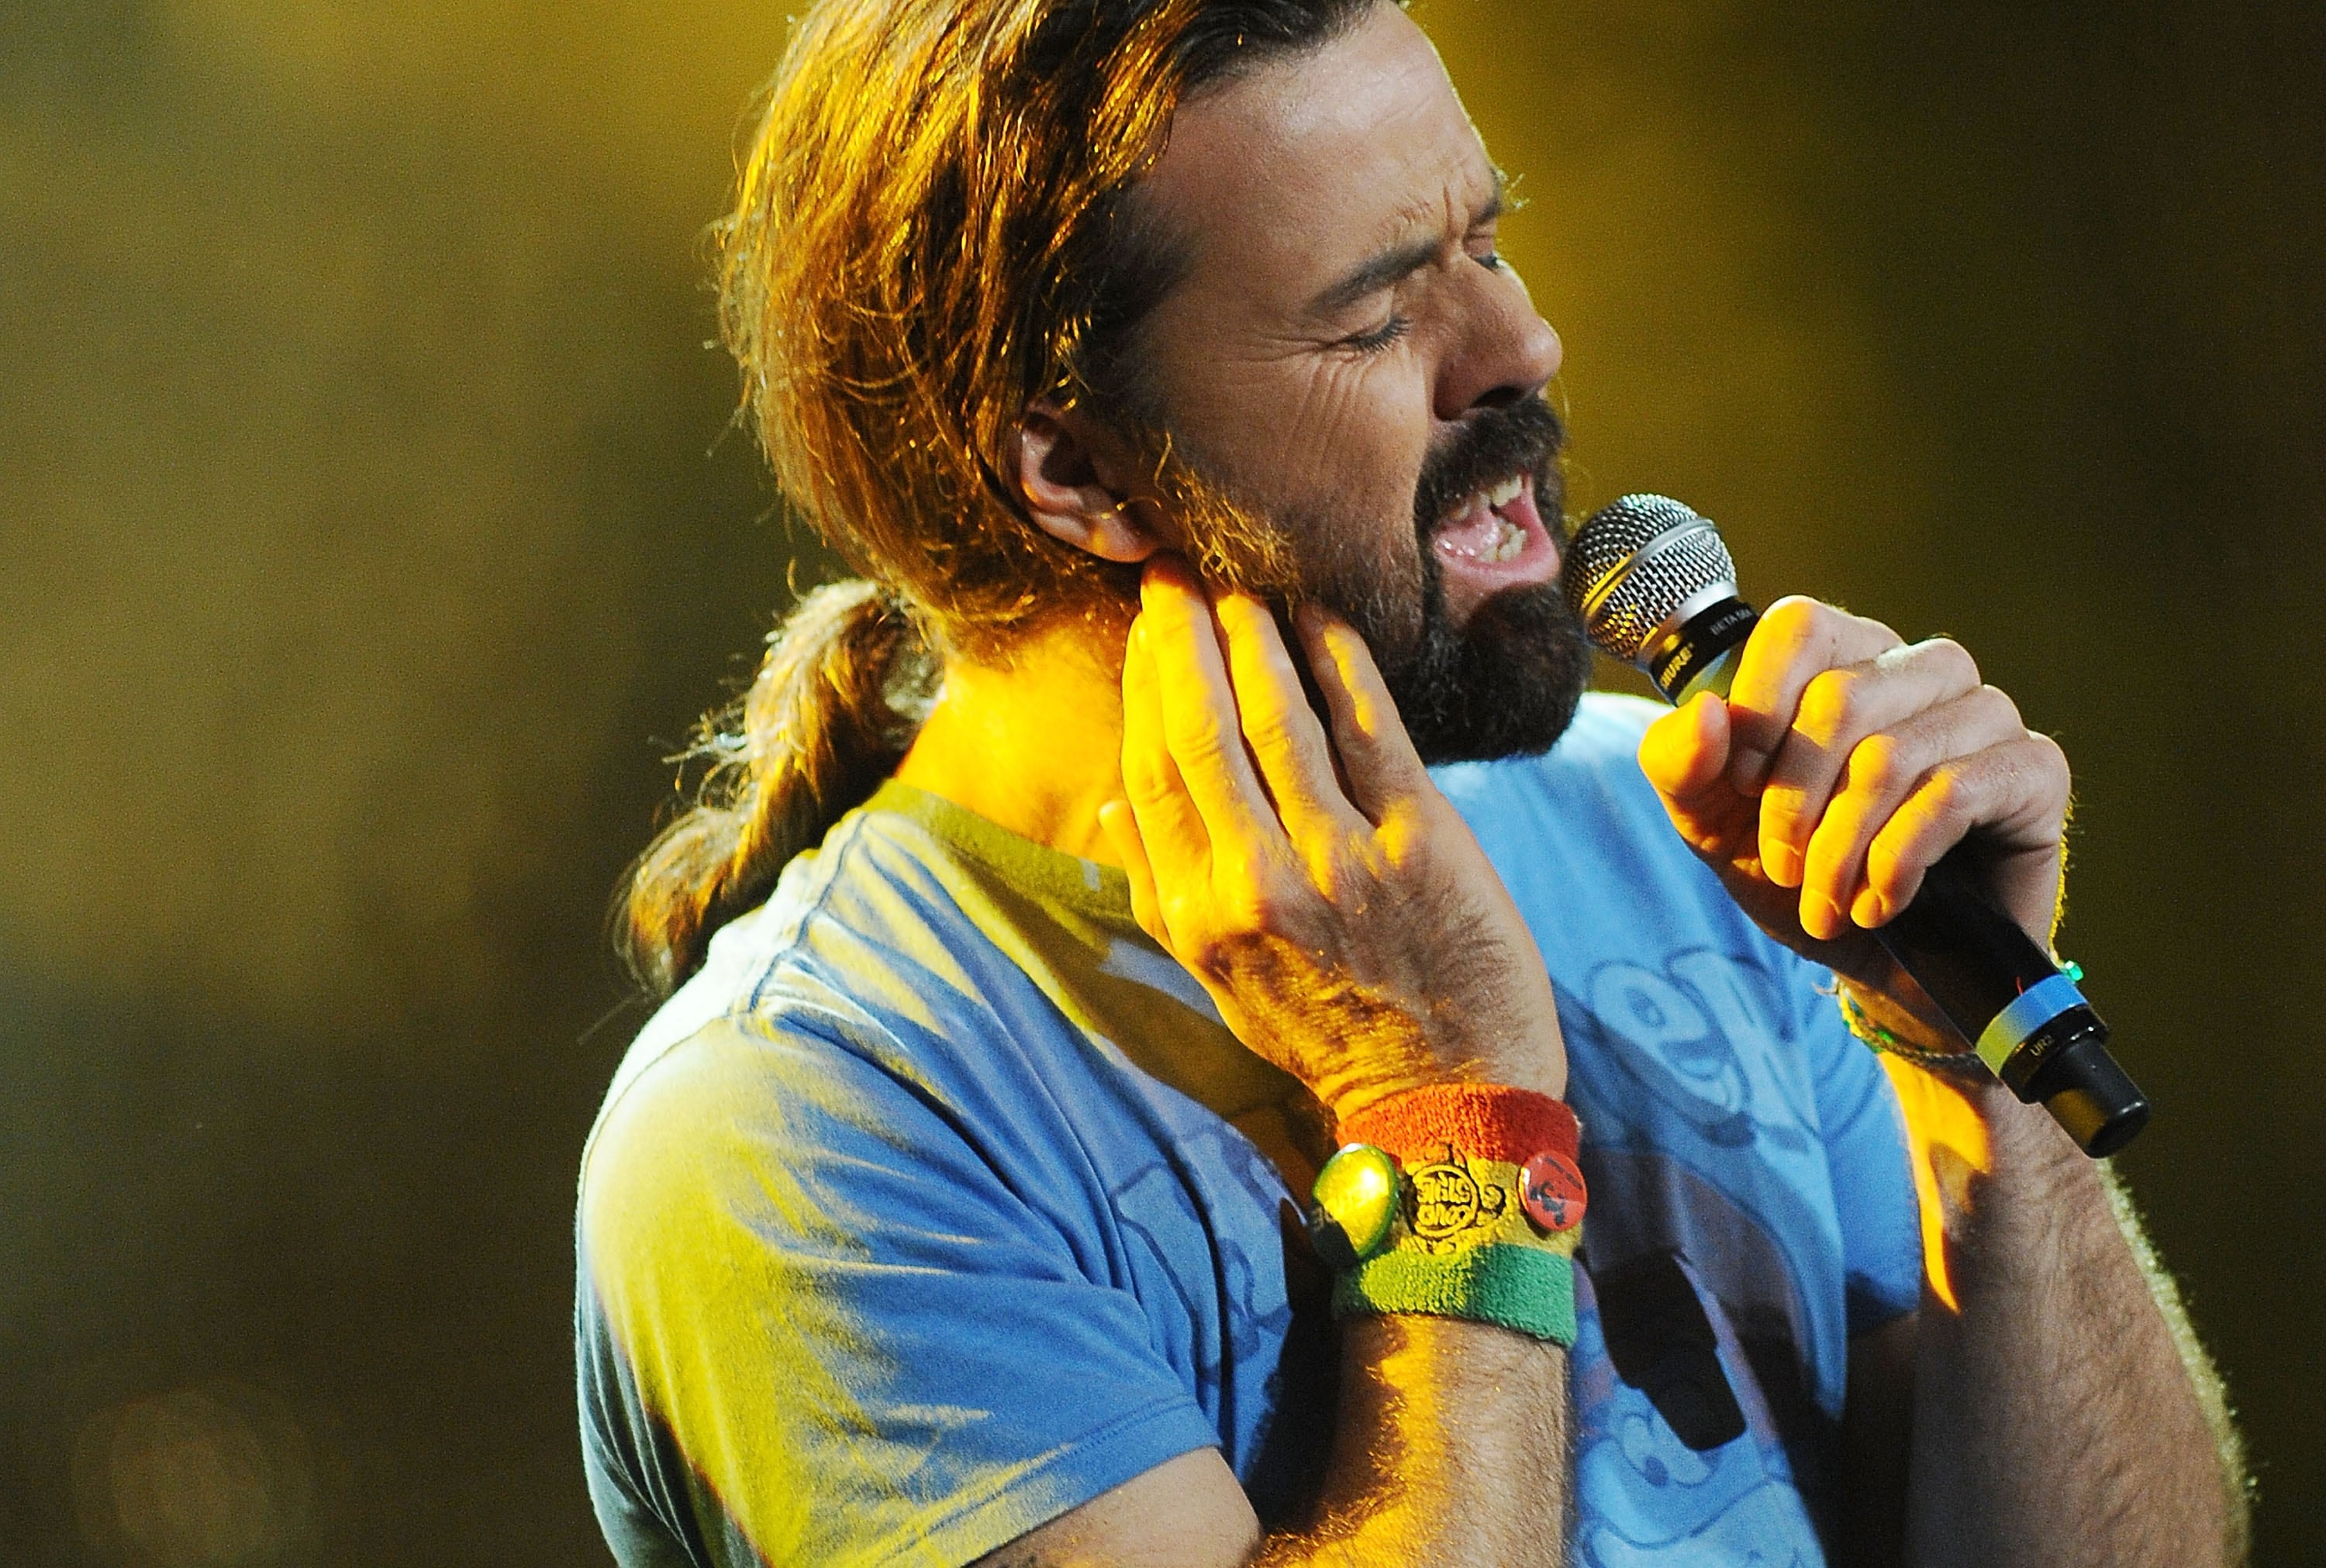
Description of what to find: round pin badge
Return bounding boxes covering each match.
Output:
[1308,1143,1401,1270]
[1520,1149,1587,1234]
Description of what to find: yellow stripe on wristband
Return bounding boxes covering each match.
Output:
[1322,1144,1585,1345]
[1387,1151,1581,1258]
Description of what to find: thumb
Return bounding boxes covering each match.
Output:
[1638,691,1739,847]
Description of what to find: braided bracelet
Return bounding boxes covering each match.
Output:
[1831,982,1993,1079]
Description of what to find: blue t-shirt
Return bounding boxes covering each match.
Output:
[575,694,1921,1566]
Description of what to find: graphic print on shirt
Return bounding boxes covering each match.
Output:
[1555,944,1849,1562]
[1099,1119,1336,1526]
[1570,1257,1825,1567]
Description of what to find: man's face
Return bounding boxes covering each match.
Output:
[1126,1,1589,762]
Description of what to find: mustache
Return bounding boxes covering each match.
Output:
[1412,396,1568,543]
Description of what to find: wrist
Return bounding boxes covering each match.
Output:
[1837,977,1962,1055]
[1320,1047,1565,1126]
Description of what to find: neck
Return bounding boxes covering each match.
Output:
[892,619,1129,864]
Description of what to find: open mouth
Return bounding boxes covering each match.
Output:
[1428,469,1559,600]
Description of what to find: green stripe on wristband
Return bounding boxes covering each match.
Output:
[1330,1242,1577,1346]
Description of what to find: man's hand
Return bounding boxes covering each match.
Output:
[1098,556,1566,1121]
[1637,595,2071,1038]
[1638,600,2248,1566]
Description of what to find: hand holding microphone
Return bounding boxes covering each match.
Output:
[1568,495,2148,1156]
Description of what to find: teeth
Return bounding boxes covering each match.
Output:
[1444,515,1527,563]
[1432,473,1531,564]
[1437,474,1527,532]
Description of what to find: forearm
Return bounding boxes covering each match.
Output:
[1256,1314,1568,1566]
[1903,1080,2245,1566]
[1092,572,1579,1565]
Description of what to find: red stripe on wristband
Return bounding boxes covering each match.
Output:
[1339,1083,1579,1167]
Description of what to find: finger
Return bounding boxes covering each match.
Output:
[1098,798,1165,943]
[1213,592,1370,847]
[1795,684,2028,939]
[1292,602,1431,825]
[1757,636,1983,891]
[1118,615,1216,943]
[1861,732,2069,943]
[1139,559,1283,863]
[1638,690,1752,862]
[1724,597,1903,800]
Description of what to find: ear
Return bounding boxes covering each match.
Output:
[1012,400,1163,564]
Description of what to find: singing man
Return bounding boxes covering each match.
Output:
[575,1,2246,1561]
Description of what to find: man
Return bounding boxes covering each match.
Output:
[576,1,2245,1562]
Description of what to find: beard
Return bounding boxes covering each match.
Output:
[1144,395,1592,766]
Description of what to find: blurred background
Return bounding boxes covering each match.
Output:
[2,0,2318,1560]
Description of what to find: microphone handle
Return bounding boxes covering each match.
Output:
[1873,848,2148,1156]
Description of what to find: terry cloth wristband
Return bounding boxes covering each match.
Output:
[1339,1081,1582,1170]
[1320,1084,1586,1346]
[1334,1242,1577,1342]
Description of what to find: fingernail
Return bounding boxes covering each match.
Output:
[1801,888,1839,940]
[1764,839,1801,887]
[1851,887,1887,928]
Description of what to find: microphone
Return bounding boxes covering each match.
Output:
[1565,494,2150,1158]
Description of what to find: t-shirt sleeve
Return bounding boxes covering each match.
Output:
[1789,968,1924,1337]
[575,1012,1221,1568]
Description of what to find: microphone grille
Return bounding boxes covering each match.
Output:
[1562,494,1739,663]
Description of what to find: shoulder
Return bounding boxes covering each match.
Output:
[1431,691,1665,805]
[1549,688,1669,756]
[577,1010,902,1286]
[1428,692,1682,873]
[583,794,1043,1179]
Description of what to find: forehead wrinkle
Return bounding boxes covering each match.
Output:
[1127,4,1512,432]
[1143,7,1492,308]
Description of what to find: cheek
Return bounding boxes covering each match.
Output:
[1159,334,1435,585]
[1286,357,1429,495]
[1292,415,1434,647]
[1179,336,1420,482]
[1262,368,1434,618]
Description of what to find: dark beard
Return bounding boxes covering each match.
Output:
[1381,563,1590,765]
[1133,392,1592,766]
[1330,397,1592,765]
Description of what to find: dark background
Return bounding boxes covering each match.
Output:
[3,0,2317,1560]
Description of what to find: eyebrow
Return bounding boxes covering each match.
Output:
[1304,171,1507,322]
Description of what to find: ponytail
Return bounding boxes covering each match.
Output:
[617,581,930,998]
[634,0,1382,998]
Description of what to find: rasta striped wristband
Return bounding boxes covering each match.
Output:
[1333,1242,1577,1343]
[1311,1084,1588,1347]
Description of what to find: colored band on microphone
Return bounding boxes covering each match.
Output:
[1974,972,2090,1074]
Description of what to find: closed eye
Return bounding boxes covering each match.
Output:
[1341,315,1411,354]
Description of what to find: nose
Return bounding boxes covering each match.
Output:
[1435,268,1562,421]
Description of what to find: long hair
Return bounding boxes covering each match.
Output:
[619,0,1382,997]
